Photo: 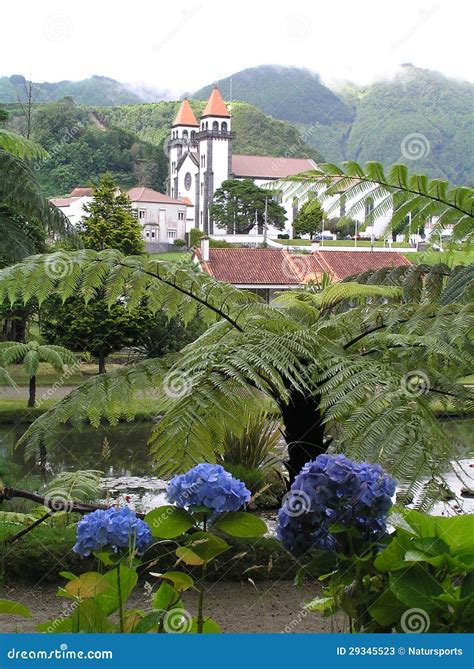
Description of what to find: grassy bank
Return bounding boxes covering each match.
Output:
[0,397,164,424]
[0,521,299,583]
[272,239,409,248]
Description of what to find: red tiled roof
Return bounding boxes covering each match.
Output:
[179,196,193,206]
[127,187,183,205]
[50,196,81,207]
[232,155,317,179]
[195,248,410,286]
[69,187,94,197]
[172,99,199,127]
[202,87,230,118]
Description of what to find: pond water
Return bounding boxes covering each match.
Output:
[0,417,473,516]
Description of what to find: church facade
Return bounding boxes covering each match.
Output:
[167,87,317,237]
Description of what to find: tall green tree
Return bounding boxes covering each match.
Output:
[210,179,286,234]
[79,173,144,254]
[40,174,145,373]
[293,199,326,238]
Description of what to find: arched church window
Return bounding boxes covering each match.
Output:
[221,122,228,132]
[183,130,188,140]
[191,130,196,139]
[184,173,192,191]
[205,122,208,130]
[212,121,219,132]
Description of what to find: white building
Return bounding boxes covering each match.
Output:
[50,187,93,227]
[168,88,317,238]
[127,187,190,244]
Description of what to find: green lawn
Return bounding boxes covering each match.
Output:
[272,239,410,248]
[150,251,191,262]
[404,249,474,266]
[0,362,124,387]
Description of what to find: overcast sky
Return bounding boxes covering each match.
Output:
[3,0,473,96]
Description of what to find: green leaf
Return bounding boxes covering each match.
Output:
[145,506,196,539]
[95,566,138,615]
[133,610,165,633]
[0,598,31,618]
[460,571,474,598]
[157,571,194,592]
[389,566,443,614]
[368,589,405,626]
[176,532,230,565]
[213,512,267,538]
[190,617,222,633]
[153,582,180,611]
[64,572,107,599]
[305,596,335,613]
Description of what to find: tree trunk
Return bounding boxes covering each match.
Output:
[28,375,36,408]
[277,389,330,485]
[98,352,107,374]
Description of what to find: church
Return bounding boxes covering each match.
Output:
[167,87,317,237]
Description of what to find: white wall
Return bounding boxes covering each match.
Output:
[131,200,187,243]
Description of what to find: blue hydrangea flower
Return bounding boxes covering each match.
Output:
[167,463,251,513]
[276,454,396,555]
[73,507,153,557]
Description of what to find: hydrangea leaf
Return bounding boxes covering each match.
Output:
[0,599,31,618]
[145,506,196,539]
[176,532,230,565]
[156,571,194,592]
[64,572,108,599]
[190,617,221,633]
[213,512,267,538]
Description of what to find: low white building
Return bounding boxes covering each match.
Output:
[127,187,189,245]
[50,187,93,227]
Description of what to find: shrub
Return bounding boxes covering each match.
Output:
[173,238,186,248]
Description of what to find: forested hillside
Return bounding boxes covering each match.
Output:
[196,64,474,184]
[3,98,321,197]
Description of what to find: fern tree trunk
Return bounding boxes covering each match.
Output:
[278,390,328,485]
[98,352,107,375]
[28,375,36,408]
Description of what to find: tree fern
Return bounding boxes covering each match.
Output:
[0,250,472,508]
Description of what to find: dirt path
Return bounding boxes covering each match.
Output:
[0,581,342,634]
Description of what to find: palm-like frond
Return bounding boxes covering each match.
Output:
[0,129,48,161]
[282,162,474,242]
[0,340,77,378]
[46,470,102,503]
[1,250,472,507]
[0,150,77,248]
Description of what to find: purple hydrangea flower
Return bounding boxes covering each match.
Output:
[276,454,396,555]
[167,463,251,513]
[73,507,153,557]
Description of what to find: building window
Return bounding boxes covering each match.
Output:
[151,230,156,239]
[178,211,185,221]
[221,122,227,132]
[184,172,192,191]
[200,182,203,196]
[191,130,196,139]
[212,121,219,131]
[167,230,177,240]
[138,209,146,220]
[183,130,188,140]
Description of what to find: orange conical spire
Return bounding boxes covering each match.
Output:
[202,86,230,118]
[172,99,199,127]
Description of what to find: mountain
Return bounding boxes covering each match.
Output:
[97,99,324,162]
[0,75,147,106]
[3,97,321,197]
[194,65,354,125]
[196,64,474,185]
